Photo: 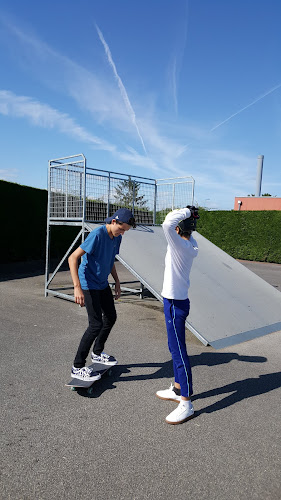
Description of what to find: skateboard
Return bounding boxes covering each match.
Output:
[65,361,116,395]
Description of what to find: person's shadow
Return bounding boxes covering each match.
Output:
[189,352,267,368]
[193,371,281,415]
[76,351,279,404]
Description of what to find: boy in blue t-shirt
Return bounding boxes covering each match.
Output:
[68,208,136,381]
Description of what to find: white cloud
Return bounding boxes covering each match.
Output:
[1,14,273,209]
[0,168,18,181]
[0,90,159,172]
[0,16,133,127]
[0,90,116,152]
[0,17,211,170]
[0,15,204,166]
[0,89,259,208]
[118,149,158,171]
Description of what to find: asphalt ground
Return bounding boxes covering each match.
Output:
[1,260,280,500]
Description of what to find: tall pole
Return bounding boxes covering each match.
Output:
[255,155,264,197]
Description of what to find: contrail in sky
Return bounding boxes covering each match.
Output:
[172,0,189,115]
[210,83,281,132]
[96,24,147,155]
[171,57,178,115]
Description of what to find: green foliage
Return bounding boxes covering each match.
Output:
[155,208,171,225]
[196,210,281,263]
[1,180,280,263]
[0,180,79,262]
[114,177,147,208]
[0,180,47,262]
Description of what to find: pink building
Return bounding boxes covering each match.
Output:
[234,197,281,211]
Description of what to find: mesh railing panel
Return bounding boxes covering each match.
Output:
[84,172,156,224]
[155,179,194,224]
[49,161,85,219]
[48,158,194,225]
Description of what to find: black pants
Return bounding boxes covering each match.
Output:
[73,285,117,368]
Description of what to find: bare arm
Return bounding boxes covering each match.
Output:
[111,263,121,300]
[68,246,86,306]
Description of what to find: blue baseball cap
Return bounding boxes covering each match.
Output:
[105,208,136,228]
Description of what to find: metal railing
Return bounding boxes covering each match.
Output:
[45,154,195,300]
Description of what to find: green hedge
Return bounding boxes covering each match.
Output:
[0,180,80,263]
[197,209,281,263]
[1,180,280,263]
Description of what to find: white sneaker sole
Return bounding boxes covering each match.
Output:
[156,393,180,403]
[165,413,194,425]
[91,357,118,366]
[71,373,101,382]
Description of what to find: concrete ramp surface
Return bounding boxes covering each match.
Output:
[87,224,281,348]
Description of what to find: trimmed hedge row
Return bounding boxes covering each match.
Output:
[196,209,281,263]
[1,180,280,263]
[0,180,79,263]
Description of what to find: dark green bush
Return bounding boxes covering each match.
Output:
[0,180,80,262]
[1,180,280,263]
[197,209,281,263]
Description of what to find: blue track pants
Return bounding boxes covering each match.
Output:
[163,297,193,398]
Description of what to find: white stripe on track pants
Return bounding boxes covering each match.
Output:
[163,297,193,398]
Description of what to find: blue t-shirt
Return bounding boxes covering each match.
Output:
[78,225,122,290]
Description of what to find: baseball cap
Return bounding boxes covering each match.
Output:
[104,208,136,228]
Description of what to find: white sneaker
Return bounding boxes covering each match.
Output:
[165,401,194,425]
[156,383,181,403]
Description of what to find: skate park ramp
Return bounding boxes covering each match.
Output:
[86,224,281,349]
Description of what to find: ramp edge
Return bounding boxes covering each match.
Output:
[209,322,281,349]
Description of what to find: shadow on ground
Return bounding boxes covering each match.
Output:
[67,352,279,412]
[193,371,281,415]
[0,260,70,282]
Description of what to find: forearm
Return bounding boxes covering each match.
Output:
[111,263,121,300]
[68,253,82,288]
[68,249,86,306]
[111,263,120,284]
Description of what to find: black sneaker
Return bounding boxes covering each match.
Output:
[91,352,118,366]
[71,366,101,381]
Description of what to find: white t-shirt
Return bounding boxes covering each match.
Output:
[161,208,198,300]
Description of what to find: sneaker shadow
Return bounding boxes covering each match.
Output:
[75,365,131,398]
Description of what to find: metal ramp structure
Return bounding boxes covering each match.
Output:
[45,154,281,349]
[111,225,281,348]
[45,153,194,299]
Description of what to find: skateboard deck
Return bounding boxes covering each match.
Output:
[65,361,116,394]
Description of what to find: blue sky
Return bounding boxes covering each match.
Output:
[0,0,280,209]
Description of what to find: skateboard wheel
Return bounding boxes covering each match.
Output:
[71,387,77,391]
[108,369,112,376]
[87,386,94,395]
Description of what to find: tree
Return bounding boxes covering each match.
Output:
[114,177,146,207]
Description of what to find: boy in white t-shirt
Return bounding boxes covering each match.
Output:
[156,206,199,424]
